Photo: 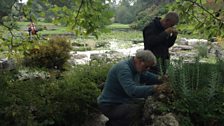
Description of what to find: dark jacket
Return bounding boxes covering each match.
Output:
[143,17,177,59]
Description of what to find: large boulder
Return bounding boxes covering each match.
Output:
[187,39,208,47]
[143,96,179,126]
[83,114,108,126]
[208,42,224,60]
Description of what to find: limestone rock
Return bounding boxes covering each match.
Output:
[153,113,179,126]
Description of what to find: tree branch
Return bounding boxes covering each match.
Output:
[72,0,84,30]
[185,0,223,24]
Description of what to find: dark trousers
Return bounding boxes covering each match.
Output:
[149,58,169,75]
[99,103,144,126]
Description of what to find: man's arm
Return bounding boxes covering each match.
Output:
[166,35,177,47]
[143,25,170,49]
[166,28,178,47]
[141,71,163,85]
[117,66,155,98]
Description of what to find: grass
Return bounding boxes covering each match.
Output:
[107,23,130,29]
[17,21,70,35]
[17,21,55,26]
[98,30,142,41]
[40,27,69,35]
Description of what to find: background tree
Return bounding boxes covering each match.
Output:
[114,0,135,24]
[129,0,172,30]
[0,0,22,53]
[0,0,17,22]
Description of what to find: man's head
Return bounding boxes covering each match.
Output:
[161,12,179,29]
[134,50,157,73]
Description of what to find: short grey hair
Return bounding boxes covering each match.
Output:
[135,49,157,65]
[165,12,179,25]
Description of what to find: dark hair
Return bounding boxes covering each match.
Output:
[165,12,179,25]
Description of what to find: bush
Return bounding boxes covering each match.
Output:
[0,61,113,126]
[23,37,72,70]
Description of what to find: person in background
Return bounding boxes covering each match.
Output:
[28,22,38,40]
[143,12,179,75]
[97,50,169,126]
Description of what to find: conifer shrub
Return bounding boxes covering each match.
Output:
[0,61,112,126]
[23,37,72,70]
[51,61,112,125]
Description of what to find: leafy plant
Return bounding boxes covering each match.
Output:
[170,0,224,38]
[23,37,72,70]
[167,58,224,125]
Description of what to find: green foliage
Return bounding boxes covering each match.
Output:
[196,44,208,58]
[23,37,72,70]
[49,77,100,125]
[54,61,112,124]
[67,61,113,85]
[0,0,113,55]
[176,114,193,126]
[114,1,135,24]
[0,2,36,55]
[0,61,113,125]
[28,0,114,38]
[171,0,224,38]
[0,71,53,126]
[167,59,224,125]
[0,0,16,20]
[130,4,169,30]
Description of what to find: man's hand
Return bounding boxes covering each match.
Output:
[161,74,169,82]
[165,27,173,33]
[165,27,178,36]
[154,83,170,94]
[158,74,169,83]
[171,28,178,36]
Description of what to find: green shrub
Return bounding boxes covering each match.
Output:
[49,61,112,125]
[0,61,113,126]
[23,37,72,70]
[69,61,113,85]
[0,77,53,126]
